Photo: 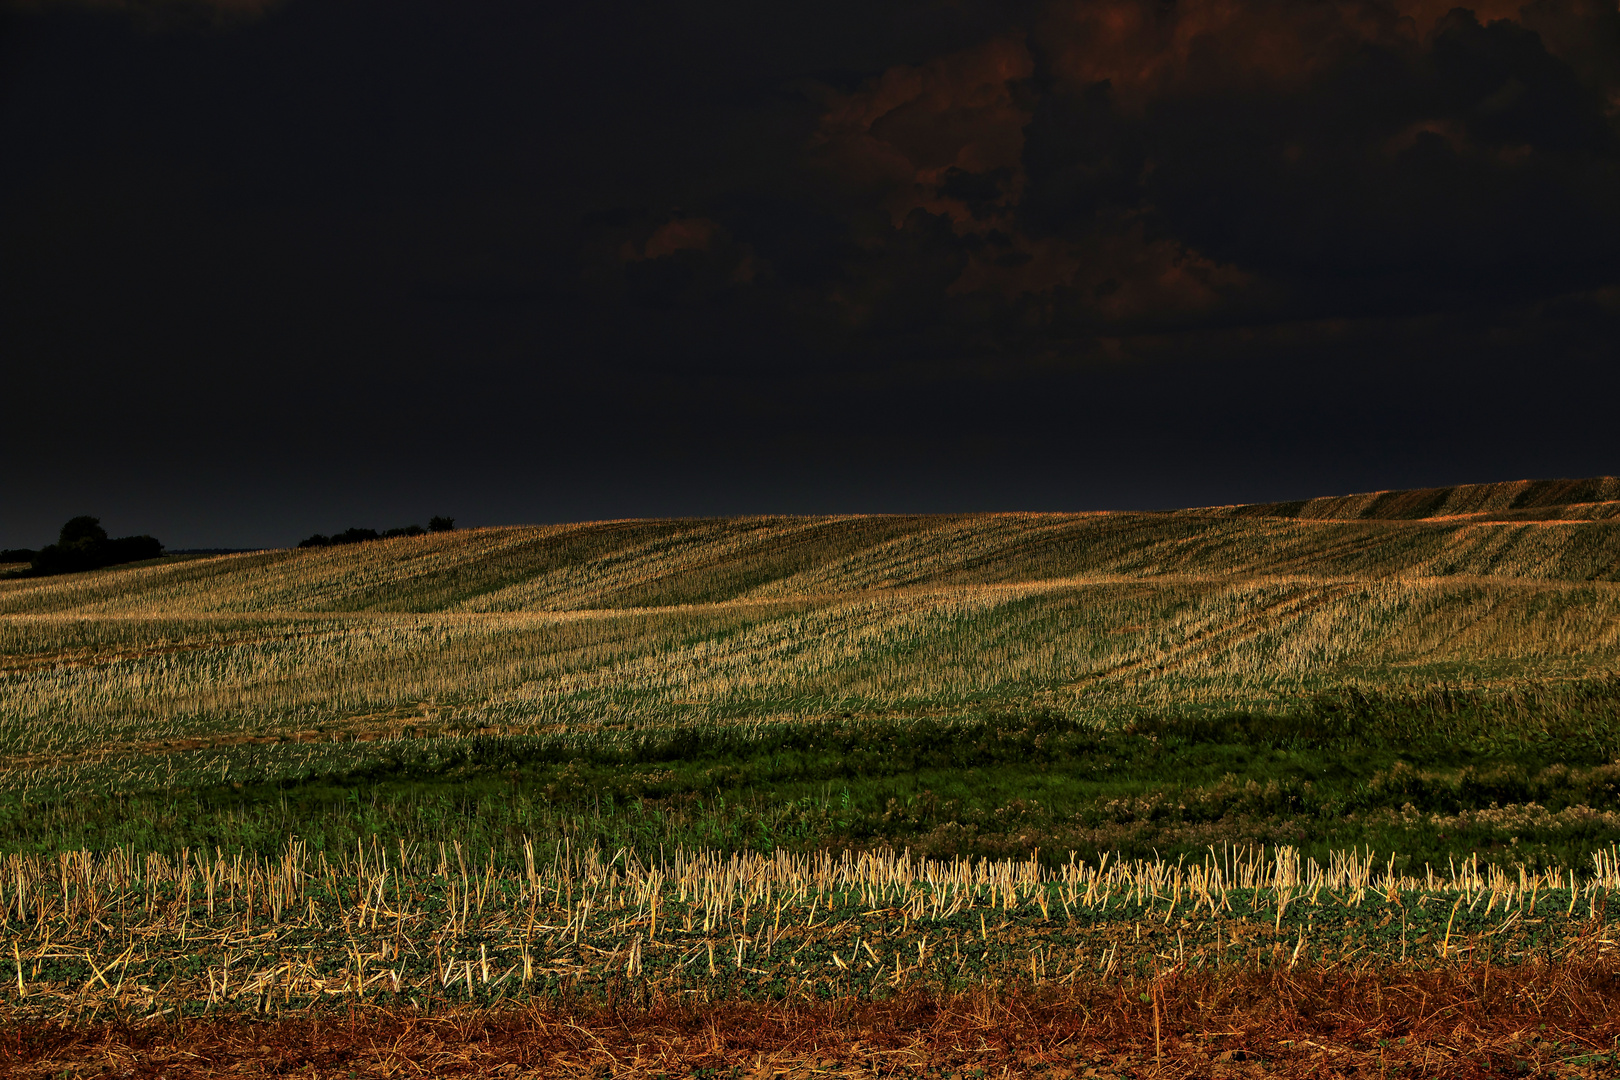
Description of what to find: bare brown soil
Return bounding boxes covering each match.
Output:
[5,960,1619,1078]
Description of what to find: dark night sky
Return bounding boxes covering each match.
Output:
[3,0,1618,549]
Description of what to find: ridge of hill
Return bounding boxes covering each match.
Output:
[4,478,1620,616]
[1201,476,1620,522]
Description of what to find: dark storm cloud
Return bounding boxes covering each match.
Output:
[813,0,1620,332]
[1,0,1617,548]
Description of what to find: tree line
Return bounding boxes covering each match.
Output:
[298,516,455,548]
[1,517,163,578]
[1,513,459,578]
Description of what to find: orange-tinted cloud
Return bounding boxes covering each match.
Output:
[1398,0,1537,34]
[950,226,1252,321]
[619,216,758,288]
[808,0,1618,324]
[641,217,719,260]
[810,36,1035,227]
[807,15,1268,316]
[947,235,1082,299]
[1031,0,1421,108]
[1032,0,1608,108]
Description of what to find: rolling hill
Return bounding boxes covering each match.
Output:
[0,476,1616,800]
[4,475,1620,620]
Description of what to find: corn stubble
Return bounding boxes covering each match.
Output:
[0,841,1614,1017]
[2,843,1620,1075]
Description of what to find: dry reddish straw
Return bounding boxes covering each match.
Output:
[5,958,1620,1079]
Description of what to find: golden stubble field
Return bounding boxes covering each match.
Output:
[3,490,1620,779]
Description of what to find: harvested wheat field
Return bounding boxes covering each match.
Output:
[6,478,1620,1074]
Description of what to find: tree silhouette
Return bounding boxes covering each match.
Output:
[15,517,162,577]
[59,516,108,546]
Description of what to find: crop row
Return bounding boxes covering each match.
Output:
[2,841,1617,1023]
